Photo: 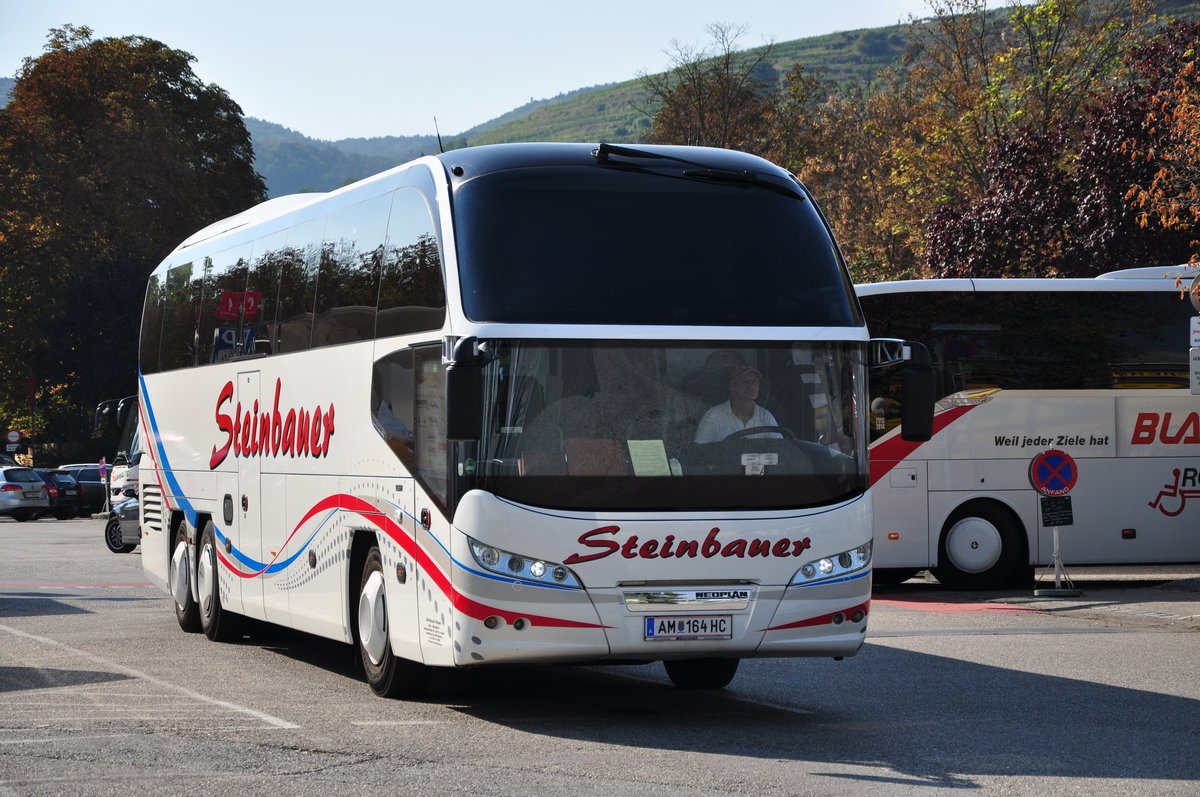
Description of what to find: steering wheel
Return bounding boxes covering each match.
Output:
[721,425,796,442]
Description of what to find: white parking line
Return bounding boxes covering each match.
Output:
[0,622,299,729]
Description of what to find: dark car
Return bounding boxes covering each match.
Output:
[1,466,49,521]
[58,465,108,514]
[34,469,86,519]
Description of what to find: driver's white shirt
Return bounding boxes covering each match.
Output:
[694,401,781,443]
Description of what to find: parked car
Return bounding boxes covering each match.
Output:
[1,466,49,521]
[33,469,86,519]
[104,492,139,553]
[58,464,108,514]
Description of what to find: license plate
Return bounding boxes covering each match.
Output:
[23,491,42,499]
[64,490,77,496]
[644,615,732,641]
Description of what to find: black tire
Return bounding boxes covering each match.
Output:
[932,501,1023,589]
[171,517,201,632]
[105,517,136,553]
[356,546,428,699]
[663,658,739,690]
[198,520,239,641]
[12,510,33,522]
[55,511,74,521]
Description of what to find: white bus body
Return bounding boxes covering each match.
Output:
[859,271,1200,588]
[137,143,930,696]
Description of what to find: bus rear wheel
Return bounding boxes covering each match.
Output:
[197,520,239,641]
[932,501,1022,590]
[171,517,200,632]
[663,657,739,689]
[356,546,428,699]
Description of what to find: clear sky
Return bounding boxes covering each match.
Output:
[2,0,932,141]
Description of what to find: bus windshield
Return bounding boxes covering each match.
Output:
[457,340,868,511]
[453,165,861,327]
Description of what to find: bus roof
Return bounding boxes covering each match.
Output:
[855,272,1192,296]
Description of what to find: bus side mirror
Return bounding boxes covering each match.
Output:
[898,342,935,442]
[445,337,489,441]
[869,339,935,442]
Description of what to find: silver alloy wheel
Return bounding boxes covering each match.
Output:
[358,569,388,666]
[197,540,216,616]
[943,516,1003,574]
[171,538,190,609]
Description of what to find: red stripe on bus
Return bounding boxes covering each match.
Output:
[869,404,976,485]
[218,493,607,630]
[762,600,871,632]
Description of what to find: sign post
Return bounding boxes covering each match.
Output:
[1029,449,1083,597]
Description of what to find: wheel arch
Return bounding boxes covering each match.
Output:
[348,529,380,637]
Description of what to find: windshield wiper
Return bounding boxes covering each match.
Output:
[593,142,708,167]
[680,168,805,199]
[592,143,805,200]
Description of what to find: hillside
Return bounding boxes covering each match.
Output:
[242,23,912,195]
[6,1,1198,197]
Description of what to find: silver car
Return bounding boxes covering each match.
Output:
[1,467,49,522]
[104,492,139,553]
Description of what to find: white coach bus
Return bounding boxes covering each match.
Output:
[137,143,933,697]
[859,269,1200,589]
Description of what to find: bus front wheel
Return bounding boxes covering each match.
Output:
[356,546,429,699]
[932,501,1022,590]
[664,658,739,689]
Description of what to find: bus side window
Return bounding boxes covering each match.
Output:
[159,261,200,371]
[245,230,286,357]
[276,217,323,353]
[377,187,447,338]
[312,196,390,347]
[371,349,416,468]
[196,243,251,364]
[139,273,166,375]
[413,347,449,511]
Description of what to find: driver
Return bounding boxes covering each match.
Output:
[694,364,782,443]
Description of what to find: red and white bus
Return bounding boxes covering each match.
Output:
[859,269,1200,588]
[137,143,932,696]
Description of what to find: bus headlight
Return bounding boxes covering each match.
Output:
[468,537,582,589]
[791,541,871,586]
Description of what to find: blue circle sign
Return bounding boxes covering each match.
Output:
[1029,449,1078,497]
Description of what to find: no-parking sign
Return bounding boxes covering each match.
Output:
[1029,449,1077,497]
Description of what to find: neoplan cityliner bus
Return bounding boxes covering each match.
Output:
[137,143,933,697]
[860,269,1200,589]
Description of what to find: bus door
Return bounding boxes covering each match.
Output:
[234,370,262,619]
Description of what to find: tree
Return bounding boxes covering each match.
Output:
[885,0,1151,274]
[0,25,265,461]
[1127,21,1200,263]
[639,23,777,150]
[923,17,1198,278]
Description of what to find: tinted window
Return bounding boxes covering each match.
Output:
[197,244,252,364]
[139,273,166,374]
[454,166,858,326]
[312,196,391,347]
[244,230,287,356]
[4,468,41,484]
[377,187,446,337]
[159,261,201,370]
[276,217,324,353]
[860,290,1192,395]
